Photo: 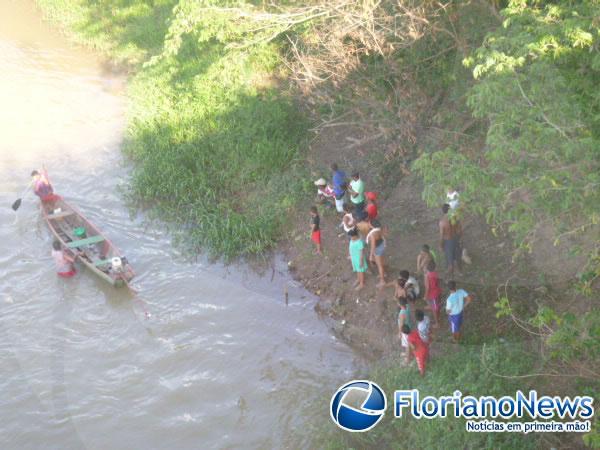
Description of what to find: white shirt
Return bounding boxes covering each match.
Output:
[447,190,460,210]
[341,213,355,232]
[406,276,420,297]
[418,316,431,343]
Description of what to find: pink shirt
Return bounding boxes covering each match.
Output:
[52,250,72,273]
[317,185,335,198]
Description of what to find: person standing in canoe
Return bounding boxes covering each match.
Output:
[31,167,59,202]
[52,240,76,278]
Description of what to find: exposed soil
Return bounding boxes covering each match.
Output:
[280,80,596,364]
[281,118,549,361]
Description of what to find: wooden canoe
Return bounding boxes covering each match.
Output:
[41,196,134,287]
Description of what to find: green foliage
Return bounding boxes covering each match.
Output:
[414,0,600,266]
[37,0,177,64]
[37,0,310,260]
[315,342,539,449]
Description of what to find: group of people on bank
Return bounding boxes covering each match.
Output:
[310,164,474,376]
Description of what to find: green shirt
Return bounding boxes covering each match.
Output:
[350,179,365,204]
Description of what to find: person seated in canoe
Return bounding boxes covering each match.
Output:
[51,240,76,278]
[31,167,59,202]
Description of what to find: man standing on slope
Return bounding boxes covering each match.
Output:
[439,203,462,277]
[347,171,366,217]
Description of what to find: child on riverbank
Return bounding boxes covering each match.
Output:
[416,244,434,275]
[445,280,473,343]
[401,324,429,376]
[415,309,431,345]
[310,206,322,255]
[424,260,442,327]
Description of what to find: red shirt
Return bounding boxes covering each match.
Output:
[426,270,442,300]
[366,203,378,221]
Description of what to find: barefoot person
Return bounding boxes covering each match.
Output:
[424,260,442,327]
[401,324,429,376]
[309,206,322,255]
[445,280,473,343]
[439,204,462,277]
[416,244,434,276]
[330,163,347,213]
[366,219,386,287]
[51,240,76,278]
[348,228,367,290]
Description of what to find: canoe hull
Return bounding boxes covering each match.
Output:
[41,196,134,287]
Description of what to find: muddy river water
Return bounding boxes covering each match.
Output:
[0,2,357,448]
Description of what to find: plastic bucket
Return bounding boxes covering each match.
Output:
[73,227,87,239]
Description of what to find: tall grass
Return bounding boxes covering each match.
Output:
[36,0,310,260]
[314,342,540,449]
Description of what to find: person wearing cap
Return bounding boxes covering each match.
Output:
[365,191,378,222]
[314,178,335,207]
[347,171,365,215]
[330,163,347,213]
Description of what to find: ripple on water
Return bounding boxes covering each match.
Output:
[0,2,358,449]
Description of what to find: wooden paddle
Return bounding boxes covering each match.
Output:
[11,182,33,211]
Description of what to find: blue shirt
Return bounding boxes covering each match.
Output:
[446,289,469,315]
[332,170,346,197]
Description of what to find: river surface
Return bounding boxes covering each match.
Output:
[0,2,357,448]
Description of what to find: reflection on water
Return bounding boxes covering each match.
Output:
[0,2,356,448]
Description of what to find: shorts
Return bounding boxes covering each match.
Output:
[448,312,463,333]
[352,201,365,215]
[443,238,460,266]
[401,333,409,348]
[374,240,386,257]
[311,230,321,245]
[58,269,76,278]
[334,196,345,213]
[427,297,440,313]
